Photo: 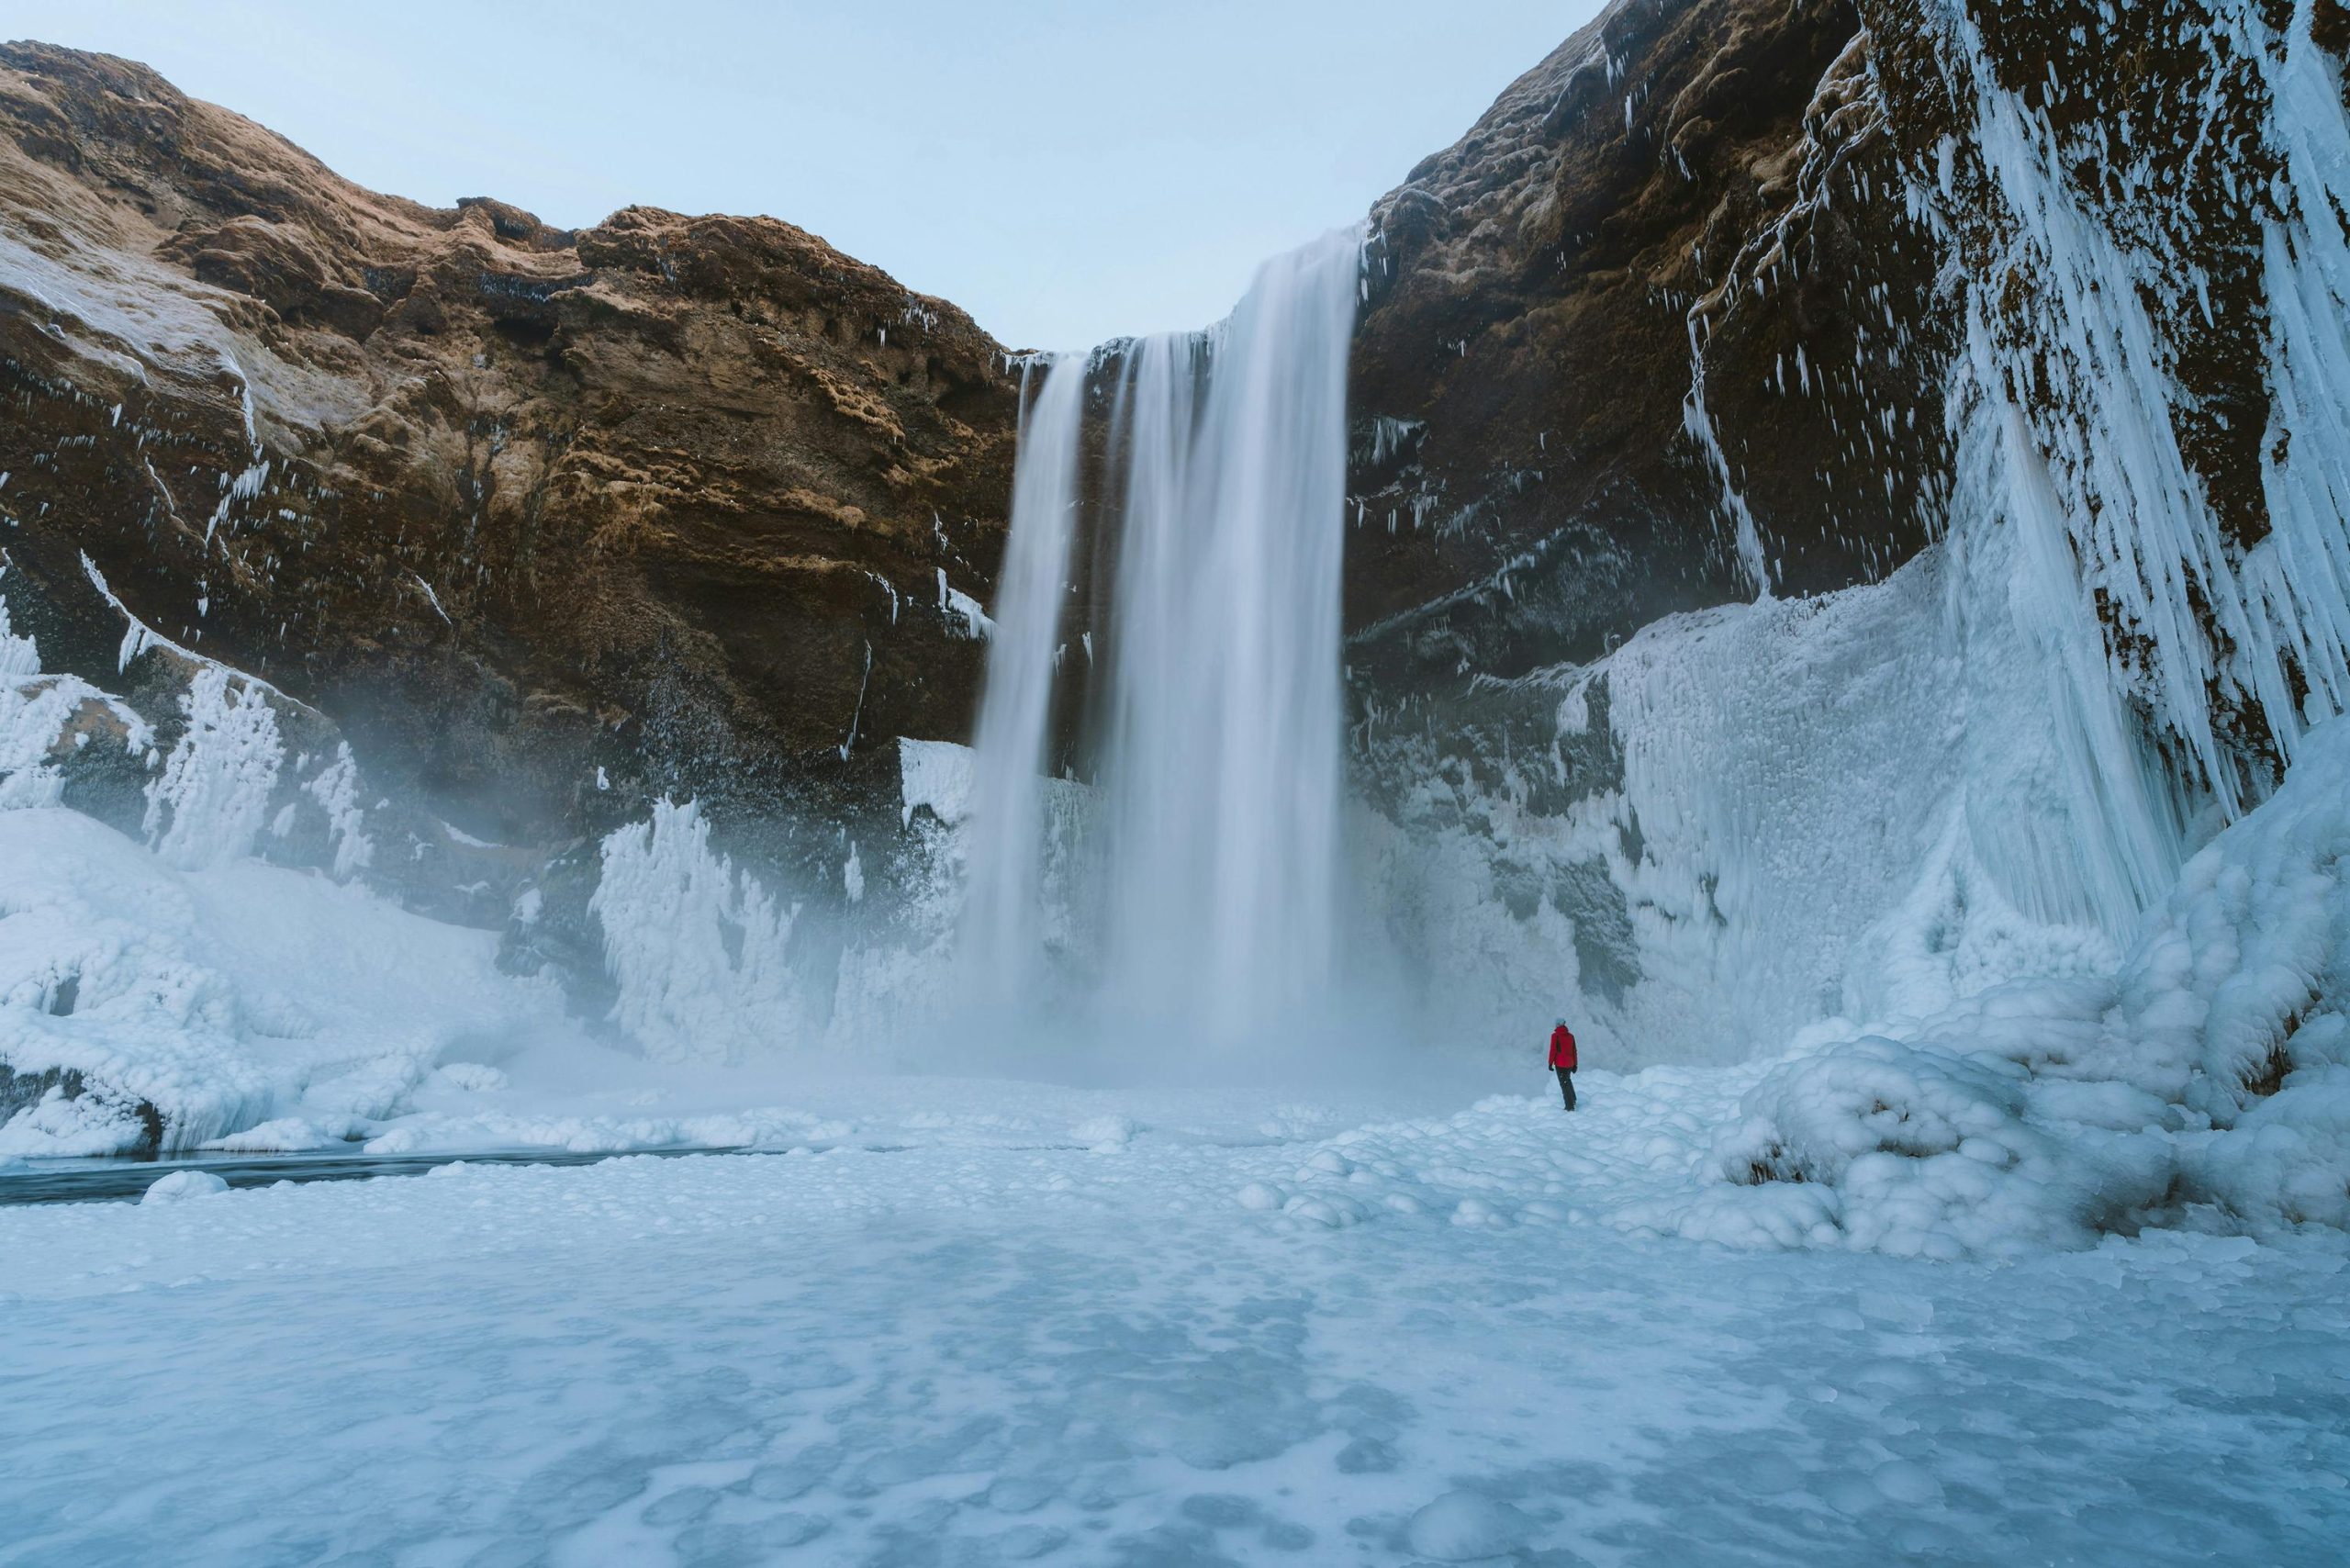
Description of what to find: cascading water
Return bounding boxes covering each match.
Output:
[963,230,1360,1046]
[1103,234,1359,1038]
[959,355,1086,1006]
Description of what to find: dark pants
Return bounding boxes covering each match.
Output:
[1555,1068,1576,1111]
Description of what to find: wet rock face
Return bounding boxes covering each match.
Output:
[1346,0,2350,795]
[1347,0,1953,712]
[0,40,1018,897]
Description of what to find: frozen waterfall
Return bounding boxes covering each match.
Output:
[963,230,1360,1045]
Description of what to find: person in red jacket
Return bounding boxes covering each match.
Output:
[1548,1018,1578,1111]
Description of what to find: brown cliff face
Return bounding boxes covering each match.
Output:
[0,41,1017,897]
[1348,0,1949,717]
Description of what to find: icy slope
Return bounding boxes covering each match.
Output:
[0,806,554,1156]
[1311,717,2350,1260]
[3,593,568,1155]
[1663,714,2350,1255]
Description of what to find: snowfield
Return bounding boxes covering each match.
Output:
[8,727,2346,1563]
[3,1089,2345,1567]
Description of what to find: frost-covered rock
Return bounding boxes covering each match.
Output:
[1686,721,2350,1254]
[589,799,811,1065]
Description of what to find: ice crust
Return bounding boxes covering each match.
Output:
[5,1078,2344,1566]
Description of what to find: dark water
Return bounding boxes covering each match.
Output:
[0,1143,909,1206]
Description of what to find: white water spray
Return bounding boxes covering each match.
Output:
[965,230,1360,1045]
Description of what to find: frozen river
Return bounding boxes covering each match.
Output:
[4,1073,2343,1567]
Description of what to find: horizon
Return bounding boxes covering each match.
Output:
[8,1,1602,349]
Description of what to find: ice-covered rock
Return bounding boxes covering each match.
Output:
[0,807,552,1155]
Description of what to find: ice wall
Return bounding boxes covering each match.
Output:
[1931,0,2350,807]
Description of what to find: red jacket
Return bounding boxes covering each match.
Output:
[1549,1025,1577,1071]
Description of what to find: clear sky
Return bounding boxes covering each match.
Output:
[9,1,1602,349]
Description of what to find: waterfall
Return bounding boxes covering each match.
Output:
[1103,233,1360,1038]
[959,355,1086,1005]
[964,230,1360,1046]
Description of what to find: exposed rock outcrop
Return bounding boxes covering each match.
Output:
[0,40,1018,958]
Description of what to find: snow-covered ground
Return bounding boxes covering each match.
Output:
[5,1077,2345,1567]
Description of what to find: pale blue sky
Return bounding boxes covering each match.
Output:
[11,1,1599,348]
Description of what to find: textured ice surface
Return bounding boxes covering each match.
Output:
[3,1079,2343,1567]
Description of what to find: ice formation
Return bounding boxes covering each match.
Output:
[1939,1,2350,806]
[141,664,283,870]
[0,616,552,1155]
[591,797,808,1066]
[0,805,549,1156]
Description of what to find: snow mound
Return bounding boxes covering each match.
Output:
[1700,1035,2165,1259]
[140,1170,227,1204]
[199,1117,357,1154]
[1661,720,2350,1254]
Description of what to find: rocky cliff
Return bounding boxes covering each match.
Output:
[1349,0,2347,783]
[0,41,1017,980]
[1346,0,2350,1054]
